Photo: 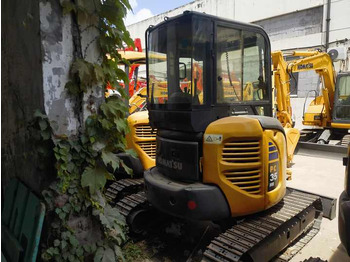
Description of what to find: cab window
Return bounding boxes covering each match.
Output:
[216,26,268,103]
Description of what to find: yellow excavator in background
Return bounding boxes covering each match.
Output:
[143,11,336,262]
[274,50,350,145]
[104,46,156,206]
[272,51,300,165]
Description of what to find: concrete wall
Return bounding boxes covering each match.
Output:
[2,0,55,193]
[40,0,103,136]
[40,0,78,136]
[254,6,324,51]
[2,0,103,193]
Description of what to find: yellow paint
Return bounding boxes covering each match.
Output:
[331,122,350,129]
[126,111,156,170]
[203,116,286,217]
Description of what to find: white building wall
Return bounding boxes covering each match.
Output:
[127,0,350,100]
[127,0,350,54]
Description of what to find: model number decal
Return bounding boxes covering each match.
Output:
[204,134,223,144]
[268,162,279,191]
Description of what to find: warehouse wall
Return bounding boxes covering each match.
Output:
[127,0,350,99]
[127,0,325,48]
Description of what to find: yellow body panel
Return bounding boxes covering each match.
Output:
[202,116,286,217]
[129,87,147,114]
[331,122,350,129]
[302,96,328,127]
[126,111,156,170]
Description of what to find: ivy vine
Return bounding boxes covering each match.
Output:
[40,0,136,261]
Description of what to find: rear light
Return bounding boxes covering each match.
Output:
[187,200,197,210]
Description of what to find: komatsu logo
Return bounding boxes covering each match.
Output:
[297,63,314,70]
[157,156,183,170]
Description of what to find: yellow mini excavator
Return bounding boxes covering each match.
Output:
[275,50,350,145]
[143,11,336,261]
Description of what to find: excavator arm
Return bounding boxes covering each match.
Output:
[285,51,336,127]
[272,51,300,166]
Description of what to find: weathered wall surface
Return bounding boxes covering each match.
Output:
[40,0,103,135]
[254,6,324,51]
[40,0,78,136]
[2,0,103,194]
[2,0,55,193]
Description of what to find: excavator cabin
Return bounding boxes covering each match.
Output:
[146,11,272,133]
[144,11,287,220]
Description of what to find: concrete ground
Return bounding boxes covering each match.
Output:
[288,148,350,262]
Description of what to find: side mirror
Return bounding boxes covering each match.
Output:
[179,62,186,80]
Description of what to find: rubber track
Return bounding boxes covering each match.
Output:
[115,191,148,218]
[274,217,321,261]
[105,178,144,204]
[202,191,321,262]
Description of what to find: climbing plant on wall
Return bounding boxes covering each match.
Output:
[40,0,135,261]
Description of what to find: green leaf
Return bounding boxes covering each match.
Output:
[67,162,75,172]
[115,68,129,84]
[81,166,107,194]
[94,247,104,262]
[65,80,80,96]
[41,130,51,140]
[99,204,125,230]
[68,254,75,262]
[69,235,79,247]
[34,109,46,118]
[114,118,128,133]
[125,149,138,159]
[54,239,60,247]
[59,212,66,220]
[39,119,48,130]
[81,135,89,144]
[100,119,113,130]
[94,64,105,83]
[114,245,125,262]
[61,240,67,249]
[76,247,84,257]
[71,59,94,86]
[102,247,115,262]
[101,151,120,172]
[61,0,76,15]
[120,160,133,175]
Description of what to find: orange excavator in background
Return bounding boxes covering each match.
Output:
[123,38,146,97]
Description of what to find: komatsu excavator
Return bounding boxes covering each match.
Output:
[143,11,336,261]
[274,50,350,145]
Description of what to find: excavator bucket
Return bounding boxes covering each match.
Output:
[284,127,300,165]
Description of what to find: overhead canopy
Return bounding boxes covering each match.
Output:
[118,50,146,64]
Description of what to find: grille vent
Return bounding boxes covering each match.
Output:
[222,140,262,195]
[138,141,156,159]
[222,140,260,163]
[135,125,157,138]
[223,169,261,194]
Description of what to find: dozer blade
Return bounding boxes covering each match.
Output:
[297,141,347,155]
[202,190,323,262]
